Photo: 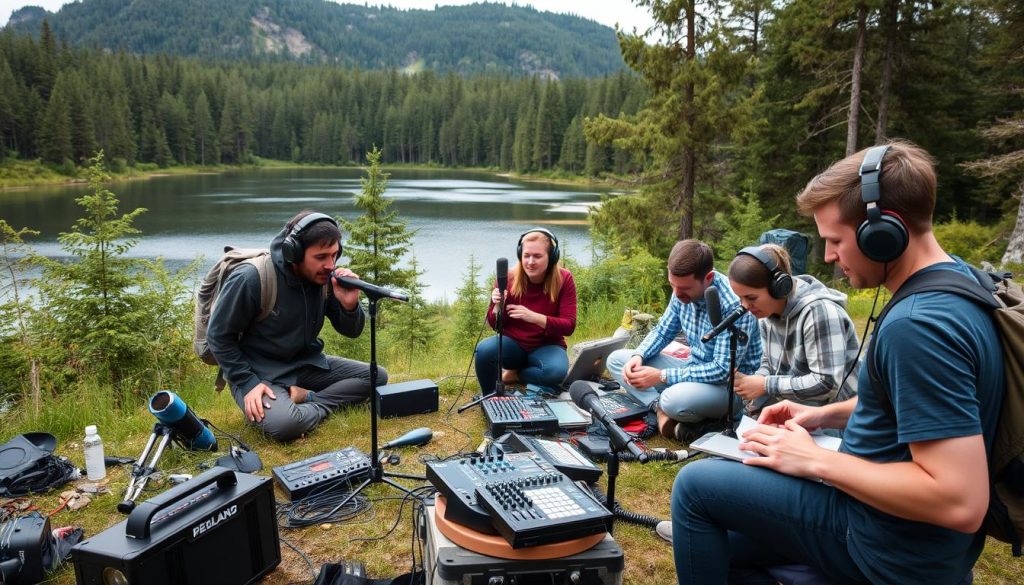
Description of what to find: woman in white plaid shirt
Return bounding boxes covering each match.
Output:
[728,244,860,416]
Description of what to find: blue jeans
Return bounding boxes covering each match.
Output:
[671,458,870,585]
[605,348,736,422]
[474,335,568,391]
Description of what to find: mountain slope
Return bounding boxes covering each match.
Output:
[4,0,626,77]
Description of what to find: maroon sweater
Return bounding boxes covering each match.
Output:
[486,269,577,351]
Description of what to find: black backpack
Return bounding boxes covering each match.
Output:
[867,265,1024,555]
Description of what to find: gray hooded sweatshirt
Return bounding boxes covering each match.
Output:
[207,225,365,395]
[746,274,859,414]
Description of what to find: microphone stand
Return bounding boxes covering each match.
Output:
[457,292,507,413]
[337,293,424,509]
[721,326,748,438]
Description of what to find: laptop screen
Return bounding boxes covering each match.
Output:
[561,336,628,388]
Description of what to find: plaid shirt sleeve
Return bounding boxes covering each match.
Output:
[681,273,762,385]
[765,301,850,403]
[635,299,682,362]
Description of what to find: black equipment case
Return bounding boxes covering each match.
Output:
[72,468,280,585]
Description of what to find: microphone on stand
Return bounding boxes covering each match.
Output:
[495,257,508,332]
[705,285,722,327]
[569,382,649,463]
[493,257,509,396]
[333,275,409,302]
[701,306,750,343]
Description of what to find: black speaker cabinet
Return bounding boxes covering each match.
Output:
[72,468,280,585]
[376,378,439,418]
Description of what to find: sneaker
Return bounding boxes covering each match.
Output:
[674,419,723,444]
[655,520,672,543]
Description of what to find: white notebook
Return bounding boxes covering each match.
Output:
[690,416,842,462]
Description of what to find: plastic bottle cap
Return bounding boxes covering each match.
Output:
[85,425,98,435]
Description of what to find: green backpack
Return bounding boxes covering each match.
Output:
[193,247,277,389]
[867,265,1024,556]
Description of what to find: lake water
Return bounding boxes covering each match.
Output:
[0,168,615,302]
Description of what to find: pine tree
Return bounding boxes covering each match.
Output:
[390,255,436,368]
[32,152,147,397]
[0,220,41,410]
[341,146,415,293]
[451,253,487,355]
[37,81,73,166]
[192,90,217,165]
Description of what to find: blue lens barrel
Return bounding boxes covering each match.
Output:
[149,391,217,451]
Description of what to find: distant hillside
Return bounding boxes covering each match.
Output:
[4,0,627,78]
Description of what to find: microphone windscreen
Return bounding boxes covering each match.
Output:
[496,257,508,291]
[704,285,722,326]
[568,380,598,406]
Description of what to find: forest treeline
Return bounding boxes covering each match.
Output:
[0,24,645,175]
[5,0,626,77]
[2,0,1021,250]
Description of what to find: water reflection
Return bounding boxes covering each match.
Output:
[1,168,612,302]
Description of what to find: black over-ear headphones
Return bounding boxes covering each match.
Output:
[516,228,560,266]
[738,246,793,299]
[282,212,340,264]
[856,145,909,263]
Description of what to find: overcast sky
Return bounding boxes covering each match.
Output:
[0,0,655,31]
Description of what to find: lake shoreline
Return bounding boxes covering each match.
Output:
[0,158,635,193]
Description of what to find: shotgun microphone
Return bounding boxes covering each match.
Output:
[333,275,409,302]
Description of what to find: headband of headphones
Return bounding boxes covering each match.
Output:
[282,212,340,264]
[859,145,890,212]
[517,228,560,265]
[856,144,909,263]
[737,245,793,299]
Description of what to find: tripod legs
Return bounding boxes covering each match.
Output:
[119,424,173,513]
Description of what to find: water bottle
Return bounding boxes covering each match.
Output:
[83,425,106,481]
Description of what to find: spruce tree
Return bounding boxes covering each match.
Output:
[341,146,415,297]
[452,253,487,355]
[32,152,190,400]
[0,220,41,410]
[390,255,436,368]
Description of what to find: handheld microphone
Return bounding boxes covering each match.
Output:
[149,391,218,451]
[705,285,722,326]
[569,382,649,463]
[381,427,433,449]
[333,275,409,302]
[701,305,749,343]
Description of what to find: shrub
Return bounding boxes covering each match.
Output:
[933,218,1003,266]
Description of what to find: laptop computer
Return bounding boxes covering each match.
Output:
[560,335,628,389]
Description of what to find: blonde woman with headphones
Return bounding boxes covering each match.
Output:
[475,228,577,392]
[727,244,860,416]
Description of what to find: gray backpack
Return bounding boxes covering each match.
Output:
[193,248,277,388]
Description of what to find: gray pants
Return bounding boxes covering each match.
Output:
[231,355,387,442]
[605,348,735,423]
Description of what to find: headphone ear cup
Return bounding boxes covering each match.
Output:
[856,212,908,263]
[282,235,300,264]
[770,272,793,299]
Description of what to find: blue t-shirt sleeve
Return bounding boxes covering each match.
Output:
[875,296,984,445]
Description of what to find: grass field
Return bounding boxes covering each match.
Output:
[3,292,1024,584]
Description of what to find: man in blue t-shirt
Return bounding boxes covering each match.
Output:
[670,141,1004,585]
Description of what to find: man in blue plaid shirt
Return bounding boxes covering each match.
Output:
[606,239,762,440]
